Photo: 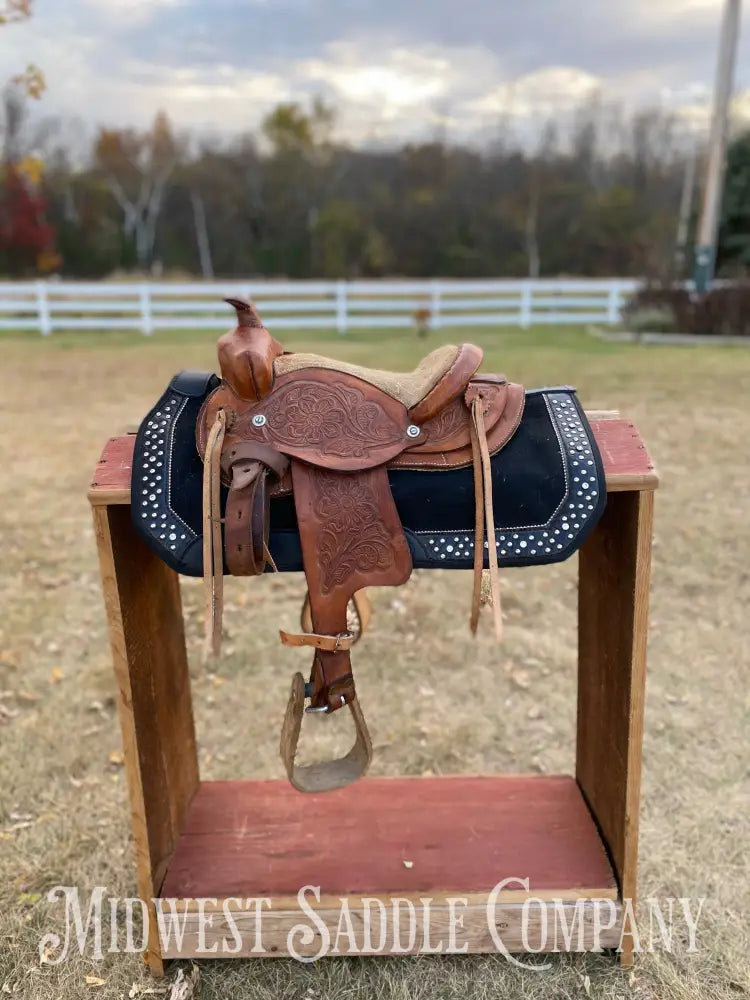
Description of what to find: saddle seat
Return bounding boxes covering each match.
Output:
[274,342,483,422]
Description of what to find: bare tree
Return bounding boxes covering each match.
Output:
[190,189,213,278]
[94,111,181,270]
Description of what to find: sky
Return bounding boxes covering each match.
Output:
[5,0,750,147]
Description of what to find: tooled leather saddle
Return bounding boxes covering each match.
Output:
[132,298,606,792]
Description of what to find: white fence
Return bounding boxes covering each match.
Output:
[0,278,639,335]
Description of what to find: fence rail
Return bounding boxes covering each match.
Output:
[0,278,640,336]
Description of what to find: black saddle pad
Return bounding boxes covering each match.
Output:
[132,372,606,576]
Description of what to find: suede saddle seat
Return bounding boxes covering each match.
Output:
[273,342,483,422]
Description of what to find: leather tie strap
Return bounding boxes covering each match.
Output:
[202,408,227,661]
[280,630,356,652]
[280,672,372,793]
[468,393,503,639]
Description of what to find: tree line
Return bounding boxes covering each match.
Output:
[1,87,749,280]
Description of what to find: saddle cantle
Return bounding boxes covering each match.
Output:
[132,298,606,793]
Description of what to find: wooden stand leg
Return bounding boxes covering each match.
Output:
[93,504,199,976]
[576,489,654,967]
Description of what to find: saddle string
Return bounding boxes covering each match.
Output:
[469,396,503,640]
[263,543,278,573]
[202,408,227,662]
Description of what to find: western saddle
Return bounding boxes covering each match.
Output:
[197,297,525,792]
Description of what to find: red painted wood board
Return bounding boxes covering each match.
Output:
[159,775,617,902]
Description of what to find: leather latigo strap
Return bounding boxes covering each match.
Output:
[221,441,289,576]
[201,416,289,661]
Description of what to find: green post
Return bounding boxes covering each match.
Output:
[692,245,715,294]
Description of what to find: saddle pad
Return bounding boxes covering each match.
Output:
[132,372,606,576]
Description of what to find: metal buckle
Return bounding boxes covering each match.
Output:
[304,694,346,715]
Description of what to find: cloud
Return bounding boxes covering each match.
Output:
[469,67,602,119]
[6,0,750,144]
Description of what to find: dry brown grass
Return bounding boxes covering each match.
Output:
[0,326,749,999]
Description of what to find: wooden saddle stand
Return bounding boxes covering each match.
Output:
[90,301,657,969]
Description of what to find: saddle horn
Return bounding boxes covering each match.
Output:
[218,297,284,401]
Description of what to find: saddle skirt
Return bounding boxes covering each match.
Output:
[132,299,606,792]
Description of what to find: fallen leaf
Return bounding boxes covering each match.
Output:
[85,976,106,987]
[168,964,200,1000]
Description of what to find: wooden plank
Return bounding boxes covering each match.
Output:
[92,504,200,974]
[160,776,616,905]
[588,419,658,491]
[154,899,624,960]
[88,417,658,507]
[576,489,654,968]
[88,435,137,504]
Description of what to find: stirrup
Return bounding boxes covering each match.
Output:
[279,673,372,793]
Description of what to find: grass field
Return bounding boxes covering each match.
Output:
[1,324,749,1000]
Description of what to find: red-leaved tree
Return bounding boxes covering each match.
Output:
[0,164,58,274]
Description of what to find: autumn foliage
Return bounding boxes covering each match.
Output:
[0,163,59,275]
